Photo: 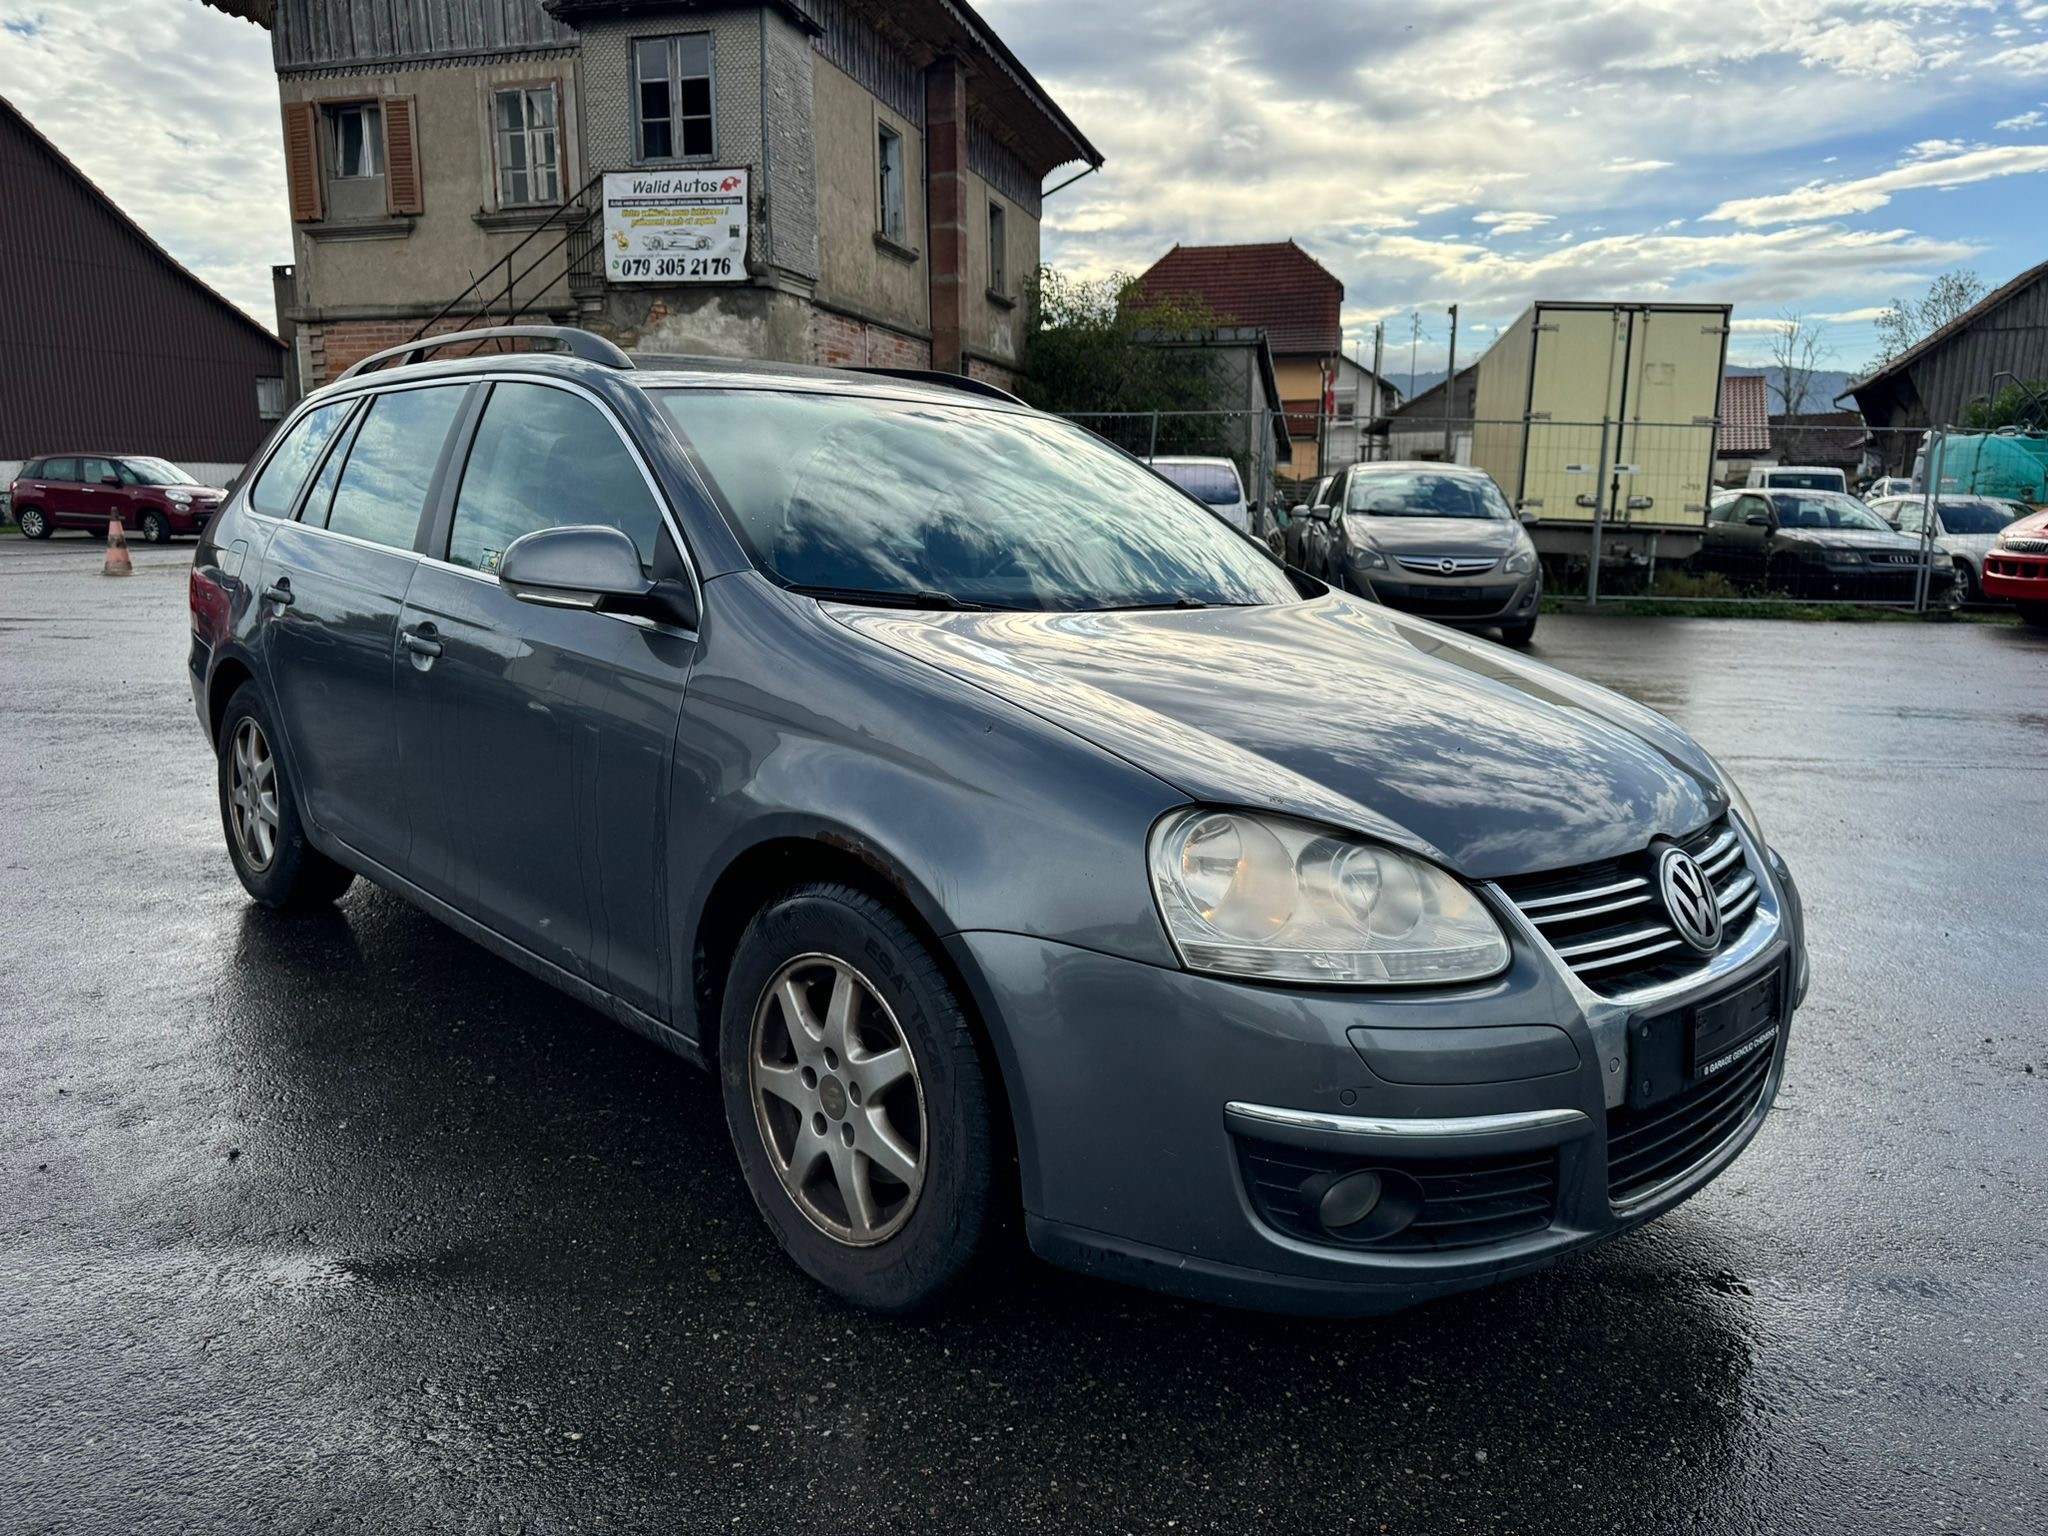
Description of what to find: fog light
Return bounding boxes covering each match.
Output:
[1311,1167,1424,1243]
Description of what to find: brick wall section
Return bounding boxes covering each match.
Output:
[814,309,931,370]
[966,356,1020,393]
[923,56,968,374]
[307,317,561,386]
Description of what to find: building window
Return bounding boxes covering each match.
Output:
[877,122,904,241]
[987,200,1006,294]
[634,34,714,161]
[495,85,561,206]
[329,103,383,179]
[255,377,287,421]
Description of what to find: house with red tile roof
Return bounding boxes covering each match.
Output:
[1132,240,1351,478]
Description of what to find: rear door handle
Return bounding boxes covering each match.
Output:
[262,580,294,608]
[400,625,442,658]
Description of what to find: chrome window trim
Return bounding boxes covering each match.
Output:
[1224,1102,1587,1141]
[244,370,706,627]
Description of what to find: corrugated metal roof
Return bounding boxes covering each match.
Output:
[1848,258,2048,393]
[1131,241,1344,357]
[1719,374,1771,453]
[0,95,285,464]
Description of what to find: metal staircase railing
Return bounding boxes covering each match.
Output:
[409,172,606,344]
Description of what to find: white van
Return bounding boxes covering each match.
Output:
[1745,465,1848,494]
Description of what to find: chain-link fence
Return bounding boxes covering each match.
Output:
[1057,407,2027,613]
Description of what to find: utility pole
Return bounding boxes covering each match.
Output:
[1370,321,1385,463]
[1407,311,1422,401]
[1442,304,1459,461]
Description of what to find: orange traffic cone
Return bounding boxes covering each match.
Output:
[103,516,133,577]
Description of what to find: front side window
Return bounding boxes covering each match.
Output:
[987,200,1006,292]
[635,35,713,161]
[1888,500,1925,532]
[80,457,115,486]
[495,85,561,206]
[877,123,904,241]
[321,386,466,550]
[658,390,1298,611]
[329,103,384,179]
[249,401,353,518]
[1347,470,1514,520]
[448,382,666,574]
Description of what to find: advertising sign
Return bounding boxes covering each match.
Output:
[601,169,747,284]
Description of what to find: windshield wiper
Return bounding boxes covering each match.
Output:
[1097,596,1215,612]
[784,583,1012,612]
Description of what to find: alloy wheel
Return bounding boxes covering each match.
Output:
[18,507,44,537]
[748,953,927,1246]
[228,717,280,871]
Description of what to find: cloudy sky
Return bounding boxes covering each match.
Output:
[4,0,2046,379]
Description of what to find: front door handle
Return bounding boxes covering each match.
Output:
[262,580,294,608]
[400,626,443,658]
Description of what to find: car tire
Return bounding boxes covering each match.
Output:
[215,682,356,910]
[719,882,996,1314]
[140,511,169,544]
[1499,618,1537,647]
[1952,562,1977,605]
[17,505,50,539]
[2019,601,2048,630]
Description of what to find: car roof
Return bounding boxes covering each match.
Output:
[1352,461,1487,475]
[1147,455,1236,467]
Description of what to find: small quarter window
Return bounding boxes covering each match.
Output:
[248,401,352,519]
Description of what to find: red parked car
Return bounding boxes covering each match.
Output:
[9,454,227,543]
[1982,506,2048,627]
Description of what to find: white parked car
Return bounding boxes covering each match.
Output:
[1146,455,1251,534]
[1745,465,1848,494]
[1867,495,2023,602]
[1864,476,1914,501]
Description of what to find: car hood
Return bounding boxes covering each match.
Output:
[1348,516,1521,557]
[831,592,1721,879]
[1778,527,1924,552]
[2001,508,2048,540]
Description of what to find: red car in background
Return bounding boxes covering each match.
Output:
[1982,507,2048,628]
[9,454,227,543]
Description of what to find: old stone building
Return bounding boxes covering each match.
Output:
[210,0,1099,390]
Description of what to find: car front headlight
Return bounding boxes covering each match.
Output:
[1504,543,1536,575]
[165,490,193,504]
[1932,551,1953,568]
[1353,543,1388,571]
[1147,809,1510,986]
[1823,548,1863,564]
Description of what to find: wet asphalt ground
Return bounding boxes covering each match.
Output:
[3,532,2045,1534]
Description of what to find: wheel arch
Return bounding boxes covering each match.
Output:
[205,653,259,748]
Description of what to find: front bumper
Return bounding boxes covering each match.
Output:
[1359,569,1540,629]
[1983,549,2048,602]
[949,847,1805,1316]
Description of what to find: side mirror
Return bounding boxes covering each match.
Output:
[101,474,122,488]
[497,525,698,629]
[1309,502,1335,523]
[1883,518,1901,531]
[1518,508,1540,527]
[1745,514,1773,528]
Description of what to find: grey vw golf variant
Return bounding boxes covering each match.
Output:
[190,329,1807,1316]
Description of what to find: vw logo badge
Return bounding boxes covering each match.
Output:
[1438,557,1458,574]
[1656,845,1723,953]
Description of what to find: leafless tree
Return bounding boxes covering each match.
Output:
[1874,270,1987,363]
[1767,310,1834,416]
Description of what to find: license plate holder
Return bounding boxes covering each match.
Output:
[1626,968,1783,1110]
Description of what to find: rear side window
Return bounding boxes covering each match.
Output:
[323,386,467,551]
[447,382,666,573]
[249,401,353,518]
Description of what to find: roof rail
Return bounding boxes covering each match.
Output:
[336,325,634,382]
[845,366,1025,405]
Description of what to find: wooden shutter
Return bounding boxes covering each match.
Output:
[383,96,423,215]
[281,102,322,222]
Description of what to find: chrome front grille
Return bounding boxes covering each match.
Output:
[1499,820,1762,995]
[1392,554,1500,575]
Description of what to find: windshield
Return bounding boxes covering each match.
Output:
[1348,470,1514,520]
[658,390,1300,611]
[1939,500,2020,535]
[1772,492,1891,531]
[1150,460,1242,506]
[1767,471,1843,490]
[123,457,197,486]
